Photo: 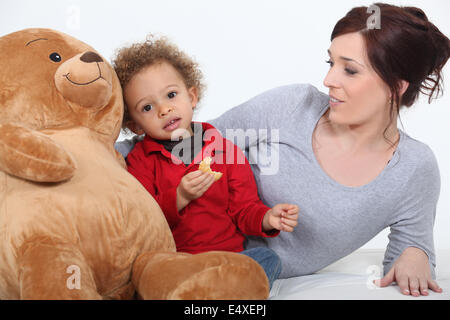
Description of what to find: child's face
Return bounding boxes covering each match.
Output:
[124,61,198,140]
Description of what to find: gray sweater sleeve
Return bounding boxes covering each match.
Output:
[114,135,143,158]
[209,84,324,150]
[383,144,441,278]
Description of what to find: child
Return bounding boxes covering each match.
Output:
[113,35,299,288]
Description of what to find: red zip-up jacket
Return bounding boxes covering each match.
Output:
[126,122,278,254]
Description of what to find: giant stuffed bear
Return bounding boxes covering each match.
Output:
[0,28,269,300]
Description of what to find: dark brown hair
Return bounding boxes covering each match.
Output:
[112,35,205,127]
[331,3,450,143]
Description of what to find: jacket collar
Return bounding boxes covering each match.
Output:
[141,122,224,158]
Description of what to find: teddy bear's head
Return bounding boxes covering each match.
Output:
[0,28,123,139]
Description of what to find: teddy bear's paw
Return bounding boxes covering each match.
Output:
[0,123,77,182]
[132,251,269,300]
[167,262,269,300]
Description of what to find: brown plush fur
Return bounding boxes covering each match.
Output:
[0,28,269,300]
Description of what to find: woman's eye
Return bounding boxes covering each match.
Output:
[326,59,356,75]
[345,68,357,75]
[168,91,177,99]
[143,104,153,112]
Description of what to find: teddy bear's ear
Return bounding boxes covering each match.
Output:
[0,123,77,182]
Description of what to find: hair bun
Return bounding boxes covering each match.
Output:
[403,6,429,22]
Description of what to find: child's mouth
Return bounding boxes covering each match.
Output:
[164,118,181,131]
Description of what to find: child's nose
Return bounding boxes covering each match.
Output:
[159,105,174,116]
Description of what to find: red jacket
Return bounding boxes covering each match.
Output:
[126,122,278,254]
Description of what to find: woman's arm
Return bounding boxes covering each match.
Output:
[378,146,442,296]
[209,84,327,151]
[115,135,144,159]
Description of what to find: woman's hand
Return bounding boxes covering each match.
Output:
[176,170,215,211]
[375,247,443,296]
[262,204,299,232]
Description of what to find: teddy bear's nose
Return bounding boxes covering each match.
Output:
[80,51,103,63]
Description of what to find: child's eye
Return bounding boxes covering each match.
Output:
[143,104,153,112]
[168,91,177,99]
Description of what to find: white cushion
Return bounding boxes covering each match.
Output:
[270,249,450,300]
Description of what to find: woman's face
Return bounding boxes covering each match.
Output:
[323,32,392,128]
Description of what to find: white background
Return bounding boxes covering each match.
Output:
[1,0,449,250]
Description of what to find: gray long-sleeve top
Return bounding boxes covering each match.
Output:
[209,84,440,279]
[115,83,440,279]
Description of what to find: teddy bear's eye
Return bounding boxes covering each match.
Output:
[49,52,62,62]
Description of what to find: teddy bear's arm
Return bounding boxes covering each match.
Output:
[0,123,77,182]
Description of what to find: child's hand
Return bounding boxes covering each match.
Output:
[262,204,299,232]
[176,170,215,211]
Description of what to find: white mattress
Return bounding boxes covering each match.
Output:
[269,249,450,300]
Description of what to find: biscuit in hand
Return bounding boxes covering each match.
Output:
[199,157,223,181]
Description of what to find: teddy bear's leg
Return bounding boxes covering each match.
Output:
[18,236,101,299]
[132,251,269,300]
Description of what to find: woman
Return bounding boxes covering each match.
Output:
[116,4,449,296]
[210,4,449,297]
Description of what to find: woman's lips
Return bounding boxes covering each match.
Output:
[164,118,181,131]
[329,96,344,108]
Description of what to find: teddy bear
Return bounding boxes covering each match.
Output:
[0,28,269,300]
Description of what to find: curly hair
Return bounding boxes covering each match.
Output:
[112,34,205,127]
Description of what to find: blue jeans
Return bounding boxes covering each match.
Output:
[240,247,281,289]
